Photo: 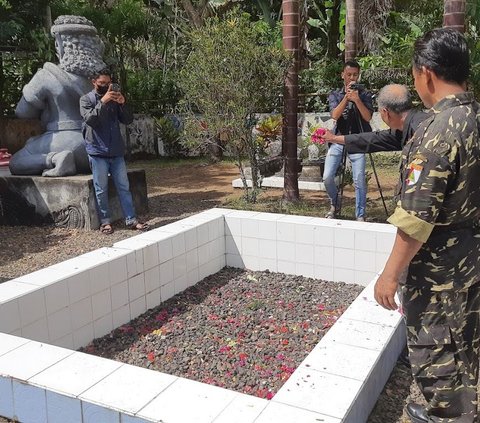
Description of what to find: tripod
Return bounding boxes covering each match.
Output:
[334,104,388,218]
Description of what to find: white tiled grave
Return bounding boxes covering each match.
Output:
[0,208,405,423]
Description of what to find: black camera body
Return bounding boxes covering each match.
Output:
[110,83,121,92]
[349,83,365,91]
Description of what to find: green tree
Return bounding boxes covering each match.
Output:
[179,11,290,202]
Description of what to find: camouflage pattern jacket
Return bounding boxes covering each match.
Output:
[388,92,480,290]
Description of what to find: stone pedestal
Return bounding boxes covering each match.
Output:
[0,169,148,229]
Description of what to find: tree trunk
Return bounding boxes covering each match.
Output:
[345,0,358,60]
[443,0,466,32]
[282,0,300,202]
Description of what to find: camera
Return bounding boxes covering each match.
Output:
[349,83,365,91]
[110,83,121,92]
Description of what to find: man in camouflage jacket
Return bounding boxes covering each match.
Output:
[374,28,480,423]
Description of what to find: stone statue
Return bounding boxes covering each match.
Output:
[9,15,107,176]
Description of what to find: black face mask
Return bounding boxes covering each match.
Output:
[96,85,109,95]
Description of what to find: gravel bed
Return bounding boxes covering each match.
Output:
[81,268,364,399]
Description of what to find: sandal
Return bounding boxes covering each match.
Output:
[100,223,114,235]
[127,221,149,231]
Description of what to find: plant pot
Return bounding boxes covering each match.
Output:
[258,155,284,177]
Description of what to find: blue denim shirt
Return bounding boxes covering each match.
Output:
[328,88,374,135]
[80,90,134,157]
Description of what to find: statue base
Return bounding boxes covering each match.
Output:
[0,169,148,230]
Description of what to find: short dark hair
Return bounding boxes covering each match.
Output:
[92,68,112,80]
[343,60,360,70]
[377,84,412,114]
[413,28,469,84]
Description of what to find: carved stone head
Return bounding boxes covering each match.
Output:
[51,15,106,78]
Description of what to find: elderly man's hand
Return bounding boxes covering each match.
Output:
[322,129,345,145]
[374,272,399,310]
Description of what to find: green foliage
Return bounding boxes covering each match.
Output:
[255,114,282,150]
[179,9,290,202]
[155,115,186,157]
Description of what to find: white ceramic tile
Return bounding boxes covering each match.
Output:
[128,274,146,302]
[13,381,47,423]
[274,366,362,418]
[314,225,334,246]
[173,254,187,279]
[146,289,161,310]
[121,413,153,423]
[171,233,186,257]
[354,250,377,272]
[44,280,69,315]
[21,317,49,343]
[0,342,72,380]
[278,215,312,224]
[137,242,159,271]
[314,265,334,281]
[82,402,120,423]
[334,247,355,270]
[302,341,380,380]
[333,268,355,284]
[342,296,402,328]
[314,245,334,267]
[144,266,160,294]
[130,296,147,320]
[257,219,276,241]
[70,298,93,331]
[258,257,277,272]
[197,222,211,244]
[159,260,174,286]
[184,228,198,252]
[113,304,131,329]
[376,231,396,252]
[256,402,340,423]
[88,262,110,295]
[160,280,175,302]
[253,212,282,222]
[241,255,260,271]
[174,274,188,295]
[111,280,129,310]
[0,333,31,357]
[212,393,267,423]
[157,238,173,264]
[277,260,295,275]
[277,241,293,262]
[137,378,236,423]
[276,221,295,242]
[226,254,244,269]
[334,227,355,249]
[0,281,38,303]
[93,314,113,339]
[81,364,176,414]
[354,270,377,286]
[225,235,241,255]
[46,391,82,423]
[108,255,128,286]
[73,324,94,350]
[91,289,112,320]
[185,249,199,272]
[0,300,21,333]
[242,237,259,257]
[296,223,315,245]
[296,262,315,278]
[187,268,200,288]
[241,218,259,238]
[52,333,74,349]
[13,267,65,287]
[67,272,91,304]
[47,307,72,341]
[354,229,377,252]
[19,289,46,326]
[208,219,221,241]
[125,251,142,279]
[198,243,210,266]
[258,239,276,260]
[30,352,122,397]
[321,317,396,351]
[295,243,315,264]
[376,252,390,271]
[0,376,13,418]
[135,228,172,242]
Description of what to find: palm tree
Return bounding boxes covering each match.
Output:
[282,0,300,202]
[358,0,393,52]
[345,0,358,60]
[443,0,466,32]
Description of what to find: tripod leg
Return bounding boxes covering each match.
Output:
[368,152,389,217]
[335,146,348,217]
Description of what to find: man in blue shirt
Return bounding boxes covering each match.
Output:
[80,69,148,234]
[323,60,373,221]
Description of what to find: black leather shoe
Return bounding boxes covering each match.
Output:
[406,403,429,423]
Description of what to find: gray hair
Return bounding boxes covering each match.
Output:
[377,84,412,114]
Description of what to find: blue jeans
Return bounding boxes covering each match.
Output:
[89,155,137,225]
[322,143,366,218]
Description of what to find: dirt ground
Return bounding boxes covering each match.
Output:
[0,158,398,281]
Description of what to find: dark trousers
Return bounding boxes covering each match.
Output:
[402,280,480,422]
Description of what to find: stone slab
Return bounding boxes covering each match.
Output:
[0,168,148,230]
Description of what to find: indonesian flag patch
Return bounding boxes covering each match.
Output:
[406,162,423,186]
